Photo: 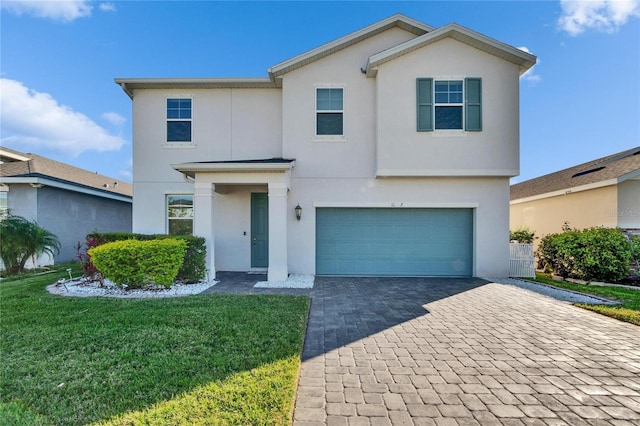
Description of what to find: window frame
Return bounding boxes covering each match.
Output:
[416,77,482,133]
[434,80,464,131]
[166,194,194,236]
[314,85,346,141]
[165,96,193,144]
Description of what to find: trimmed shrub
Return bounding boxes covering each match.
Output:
[88,239,187,288]
[85,232,206,283]
[510,226,535,243]
[537,227,631,282]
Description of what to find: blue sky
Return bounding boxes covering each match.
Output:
[1,0,638,183]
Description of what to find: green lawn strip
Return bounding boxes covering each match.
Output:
[526,273,640,325]
[1,265,310,426]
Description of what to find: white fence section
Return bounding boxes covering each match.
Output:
[509,242,535,278]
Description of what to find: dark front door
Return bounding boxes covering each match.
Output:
[251,193,269,268]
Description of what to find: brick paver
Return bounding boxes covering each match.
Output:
[293,277,640,425]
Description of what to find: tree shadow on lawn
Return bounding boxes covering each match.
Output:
[303,276,489,360]
[1,284,309,426]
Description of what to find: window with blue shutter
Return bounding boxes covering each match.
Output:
[416,78,433,131]
[416,78,482,132]
[465,78,482,131]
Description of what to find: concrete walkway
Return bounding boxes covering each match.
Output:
[294,277,640,425]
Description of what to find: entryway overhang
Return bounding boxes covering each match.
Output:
[171,159,295,282]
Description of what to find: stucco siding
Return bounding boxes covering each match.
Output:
[281,27,418,179]
[376,38,521,177]
[288,176,510,277]
[617,179,640,229]
[35,186,131,262]
[131,88,282,183]
[5,184,38,221]
[510,185,618,241]
[131,88,282,235]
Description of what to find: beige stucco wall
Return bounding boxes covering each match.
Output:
[510,185,618,241]
[617,179,640,229]
[375,38,521,177]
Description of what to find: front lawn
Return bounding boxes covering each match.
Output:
[530,273,640,326]
[0,264,310,425]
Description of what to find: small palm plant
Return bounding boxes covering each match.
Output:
[0,214,61,274]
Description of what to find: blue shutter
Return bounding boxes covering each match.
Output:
[416,78,433,131]
[465,78,482,131]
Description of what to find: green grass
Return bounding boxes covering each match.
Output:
[530,273,640,326]
[1,264,310,425]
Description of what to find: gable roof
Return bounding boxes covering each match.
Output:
[0,147,132,201]
[510,147,640,201]
[366,23,536,77]
[116,14,536,97]
[268,14,433,78]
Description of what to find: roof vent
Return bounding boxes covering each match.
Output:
[571,166,605,178]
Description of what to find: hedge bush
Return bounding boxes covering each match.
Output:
[510,226,535,243]
[88,239,187,288]
[85,232,206,283]
[537,227,632,282]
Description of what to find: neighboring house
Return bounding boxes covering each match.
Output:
[510,147,640,242]
[0,147,132,266]
[115,14,536,281]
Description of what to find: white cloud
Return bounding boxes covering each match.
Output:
[518,46,541,84]
[99,2,115,12]
[0,78,126,156]
[558,0,640,36]
[1,0,93,22]
[101,112,126,127]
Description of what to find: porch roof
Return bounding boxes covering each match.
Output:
[172,158,295,179]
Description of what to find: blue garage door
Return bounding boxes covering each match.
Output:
[316,208,473,276]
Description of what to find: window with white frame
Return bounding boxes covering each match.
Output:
[167,195,193,235]
[434,80,463,130]
[167,98,192,142]
[316,88,343,135]
[417,78,482,132]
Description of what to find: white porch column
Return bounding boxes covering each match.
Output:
[268,182,288,282]
[193,181,216,280]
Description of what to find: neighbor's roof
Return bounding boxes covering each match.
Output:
[116,14,536,98]
[511,147,640,201]
[0,147,132,200]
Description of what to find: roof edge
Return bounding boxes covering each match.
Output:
[510,178,619,204]
[115,78,278,98]
[268,14,434,78]
[366,23,537,77]
[172,159,296,177]
[0,176,133,203]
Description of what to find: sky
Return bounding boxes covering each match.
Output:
[1,0,639,184]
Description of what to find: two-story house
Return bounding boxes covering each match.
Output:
[116,14,536,281]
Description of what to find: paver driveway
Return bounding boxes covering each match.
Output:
[293,277,640,425]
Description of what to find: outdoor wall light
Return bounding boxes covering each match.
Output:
[295,204,302,221]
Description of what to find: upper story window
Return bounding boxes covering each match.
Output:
[167,98,192,142]
[167,194,193,235]
[316,88,343,136]
[417,78,482,132]
[434,80,463,129]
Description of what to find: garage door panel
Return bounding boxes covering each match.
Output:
[316,208,473,276]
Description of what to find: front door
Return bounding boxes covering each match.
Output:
[251,193,269,268]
